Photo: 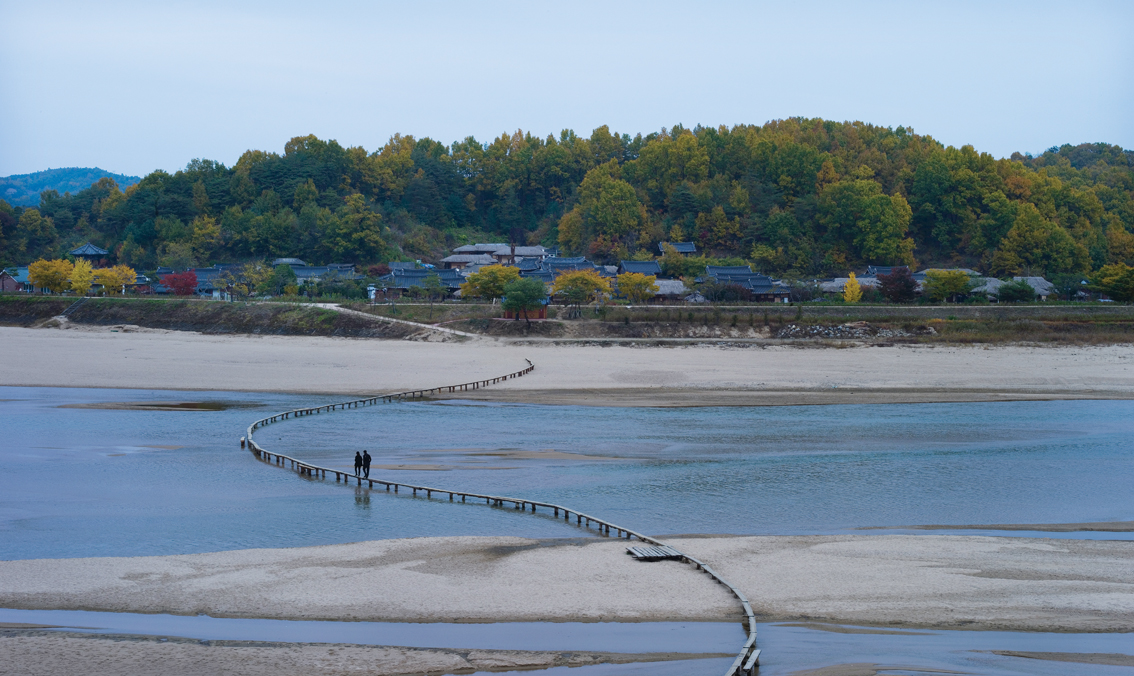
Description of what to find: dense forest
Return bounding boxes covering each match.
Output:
[0,167,140,208]
[2,120,1132,280]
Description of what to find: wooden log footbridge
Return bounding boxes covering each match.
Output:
[242,359,760,674]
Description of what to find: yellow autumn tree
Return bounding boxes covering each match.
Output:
[843,272,863,303]
[552,269,611,311]
[70,259,94,295]
[460,264,521,301]
[616,272,659,304]
[241,260,274,295]
[27,259,74,293]
[94,265,136,294]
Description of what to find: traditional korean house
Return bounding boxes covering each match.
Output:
[658,242,697,254]
[618,260,663,276]
[491,245,550,265]
[704,265,791,302]
[439,254,495,270]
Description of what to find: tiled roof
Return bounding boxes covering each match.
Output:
[492,245,548,257]
[618,260,662,275]
[971,276,1054,296]
[659,242,697,253]
[820,277,880,292]
[293,266,356,279]
[380,267,464,289]
[453,243,507,254]
[543,257,595,271]
[705,265,753,276]
[654,279,689,295]
[71,242,109,256]
[441,254,495,264]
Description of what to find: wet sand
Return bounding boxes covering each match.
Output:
[880,521,1134,533]
[989,651,1134,667]
[2,327,1133,406]
[0,630,718,676]
[787,665,953,676]
[1,535,1130,633]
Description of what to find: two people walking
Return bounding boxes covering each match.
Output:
[354,450,372,478]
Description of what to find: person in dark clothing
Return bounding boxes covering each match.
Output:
[362,450,372,478]
[354,451,363,476]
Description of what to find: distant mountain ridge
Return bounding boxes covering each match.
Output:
[1,167,141,207]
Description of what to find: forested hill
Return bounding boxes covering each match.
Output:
[0,168,140,207]
[2,120,1132,279]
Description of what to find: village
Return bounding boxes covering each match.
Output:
[2,240,1076,307]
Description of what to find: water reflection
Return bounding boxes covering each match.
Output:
[354,485,370,509]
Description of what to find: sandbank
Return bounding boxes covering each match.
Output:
[1,534,1130,633]
[0,630,717,676]
[2,327,1133,406]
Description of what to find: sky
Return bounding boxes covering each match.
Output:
[1,0,1131,178]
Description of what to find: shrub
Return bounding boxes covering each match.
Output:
[997,279,1036,303]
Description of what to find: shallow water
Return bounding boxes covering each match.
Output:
[3,386,1132,675]
[1,608,1127,676]
[468,660,734,675]
[2,386,1132,560]
[752,623,1134,676]
[0,608,742,654]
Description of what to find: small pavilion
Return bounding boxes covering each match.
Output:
[71,242,109,264]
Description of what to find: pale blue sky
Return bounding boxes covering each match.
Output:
[1,0,1131,177]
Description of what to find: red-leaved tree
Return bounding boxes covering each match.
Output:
[877,267,918,303]
[162,271,198,296]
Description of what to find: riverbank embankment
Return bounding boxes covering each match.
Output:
[5,295,1134,344]
[0,296,423,339]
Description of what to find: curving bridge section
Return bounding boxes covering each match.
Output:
[243,359,760,675]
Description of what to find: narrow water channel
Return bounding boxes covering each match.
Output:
[0,608,743,654]
[3,608,1127,676]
